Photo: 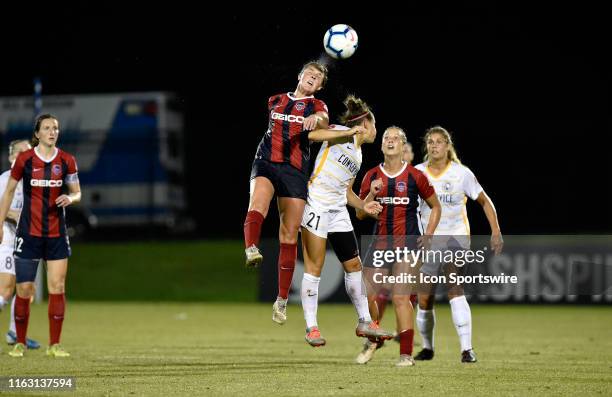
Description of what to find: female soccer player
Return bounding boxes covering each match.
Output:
[299,95,394,347]
[357,127,441,367]
[244,61,357,325]
[372,139,416,321]
[0,114,81,358]
[413,126,503,363]
[0,140,40,349]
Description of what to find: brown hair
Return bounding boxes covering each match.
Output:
[423,125,461,164]
[32,114,59,146]
[299,61,329,88]
[339,95,374,127]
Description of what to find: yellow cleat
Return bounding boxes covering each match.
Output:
[46,344,70,358]
[8,342,25,357]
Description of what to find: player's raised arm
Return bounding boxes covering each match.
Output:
[303,111,329,131]
[308,125,364,142]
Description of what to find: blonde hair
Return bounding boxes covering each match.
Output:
[299,61,329,88]
[383,126,408,145]
[423,126,461,164]
[9,139,30,157]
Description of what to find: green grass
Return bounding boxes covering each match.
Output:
[0,303,611,396]
[67,241,257,301]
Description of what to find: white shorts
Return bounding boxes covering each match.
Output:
[301,203,353,239]
[0,245,15,276]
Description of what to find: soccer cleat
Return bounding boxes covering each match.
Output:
[355,320,394,340]
[396,354,416,367]
[461,349,477,363]
[272,298,287,324]
[46,344,70,358]
[355,339,383,364]
[8,342,25,357]
[414,348,435,360]
[245,245,263,268]
[6,331,41,349]
[305,327,326,347]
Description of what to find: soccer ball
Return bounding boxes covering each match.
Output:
[323,24,358,59]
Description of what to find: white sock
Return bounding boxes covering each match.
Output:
[416,308,435,350]
[450,295,472,352]
[0,295,5,310]
[301,273,320,329]
[10,295,16,333]
[344,271,372,323]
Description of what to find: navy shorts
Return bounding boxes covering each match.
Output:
[250,159,308,200]
[14,234,72,261]
[362,235,420,269]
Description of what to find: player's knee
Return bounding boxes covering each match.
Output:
[279,225,299,244]
[0,286,13,301]
[248,203,269,218]
[16,282,35,298]
[48,279,65,294]
[448,287,464,299]
[343,258,362,273]
[304,261,323,277]
[392,294,411,307]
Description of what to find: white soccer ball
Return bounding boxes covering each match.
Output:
[323,24,358,59]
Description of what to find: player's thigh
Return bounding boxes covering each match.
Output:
[301,203,329,239]
[248,176,275,216]
[391,259,418,297]
[327,209,360,271]
[0,273,16,298]
[0,246,16,278]
[328,232,360,272]
[46,258,68,294]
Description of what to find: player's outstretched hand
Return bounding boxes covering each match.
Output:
[55,195,73,208]
[363,200,383,216]
[302,115,320,131]
[491,233,504,255]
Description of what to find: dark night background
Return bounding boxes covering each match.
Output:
[1,4,610,238]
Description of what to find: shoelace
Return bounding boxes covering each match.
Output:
[308,328,321,338]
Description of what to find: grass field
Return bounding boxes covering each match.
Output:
[67,240,258,301]
[0,303,611,396]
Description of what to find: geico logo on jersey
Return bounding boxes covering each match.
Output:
[377,197,410,205]
[271,112,304,123]
[30,179,63,187]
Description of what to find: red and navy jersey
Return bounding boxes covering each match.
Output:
[11,148,78,238]
[360,162,435,236]
[254,92,328,175]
